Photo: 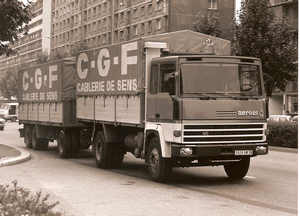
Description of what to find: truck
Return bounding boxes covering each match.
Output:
[0,103,19,122]
[18,30,268,182]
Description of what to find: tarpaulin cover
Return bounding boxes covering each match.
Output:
[141,30,231,55]
[18,58,76,102]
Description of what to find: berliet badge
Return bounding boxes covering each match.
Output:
[258,109,264,118]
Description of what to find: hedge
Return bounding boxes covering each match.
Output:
[267,121,298,149]
[0,181,65,216]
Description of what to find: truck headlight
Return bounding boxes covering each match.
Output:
[256,146,267,155]
[180,148,193,156]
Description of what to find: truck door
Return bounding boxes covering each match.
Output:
[9,105,16,115]
[147,63,176,122]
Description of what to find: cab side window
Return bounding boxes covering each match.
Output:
[160,64,176,93]
[150,64,158,94]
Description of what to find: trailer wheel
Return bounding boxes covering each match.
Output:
[57,130,72,158]
[224,157,250,179]
[94,131,113,169]
[32,127,49,151]
[148,137,172,183]
[25,125,33,149]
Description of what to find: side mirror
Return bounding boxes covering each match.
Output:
[168,77,176,96]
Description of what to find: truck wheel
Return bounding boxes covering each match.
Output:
[11,117,17,122]
[32,127,49,151]
[25,125,33,149]
[94,131,113,169]
[57,130,72,158]
[224,157,250,179]
[148,137,172,183]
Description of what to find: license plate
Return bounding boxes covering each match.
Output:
[235,150,253,155]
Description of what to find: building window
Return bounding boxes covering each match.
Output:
[156,0,162,11]
[148,3,152,14]
[287,95,298,114]
[120,29,124,39]
[141,23,145,34]
[133,25,137,36]
[133,7,138,19]
[141,5,145,16]
[103,34,107,44]
[120,12,124,22]
[148,20,152,32]
[104,18,107,28]
[156,18,161,30]
[209,0,218,10]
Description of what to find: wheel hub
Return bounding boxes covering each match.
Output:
[149,148,159,173]
[96,142,102,161]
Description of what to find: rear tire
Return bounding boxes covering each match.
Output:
[25,125,33,149]
[93,131,113,169]
[224,157,250,179]
[57,130,72,158]
[31,127,49,151]
[148,137,172,183]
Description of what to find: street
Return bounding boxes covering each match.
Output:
[0,121,298,216]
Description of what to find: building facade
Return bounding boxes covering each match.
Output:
[0,0,52,73]
[269,0,298,116]
[51,0,235,53]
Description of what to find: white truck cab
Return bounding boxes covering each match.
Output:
[0,103,19,122]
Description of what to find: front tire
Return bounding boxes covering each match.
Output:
[93,131,113,169]
[148,137,172,183]
[224,157,250,179]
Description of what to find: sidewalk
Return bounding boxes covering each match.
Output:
[0,143,31,167]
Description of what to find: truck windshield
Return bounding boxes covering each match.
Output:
[180,63,262,97]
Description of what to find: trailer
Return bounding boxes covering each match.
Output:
[19,30,268,182]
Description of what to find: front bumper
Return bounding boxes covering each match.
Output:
[171,143,268,157]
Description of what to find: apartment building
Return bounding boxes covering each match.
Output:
[51,0,235,52]
[269,0,298,116]
[0,0,52,73]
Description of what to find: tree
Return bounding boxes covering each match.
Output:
[36,49,49,64]
[232,0,297,93]
[193,8,224,38]
[0,65,18,98]
[0,0,33,57]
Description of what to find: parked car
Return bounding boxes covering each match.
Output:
[0,118,5,130]
[267,115,291,122]
[290,116,298,122]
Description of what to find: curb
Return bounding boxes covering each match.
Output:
[268,146,298,154]
[0,144,31,167]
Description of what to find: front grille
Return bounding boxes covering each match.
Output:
[0,114,4,118]
[183,123,265,144]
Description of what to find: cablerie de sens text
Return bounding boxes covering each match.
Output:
[77,79,137,93]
